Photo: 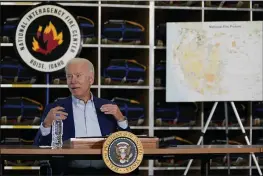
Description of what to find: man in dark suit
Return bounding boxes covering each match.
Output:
[34,58,135,175]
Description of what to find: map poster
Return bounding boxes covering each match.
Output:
[166,21,263,102]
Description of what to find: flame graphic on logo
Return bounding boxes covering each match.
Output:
[32,21,63,55]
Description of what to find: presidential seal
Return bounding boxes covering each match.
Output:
[102,131,144,174]
[14,3,82,72]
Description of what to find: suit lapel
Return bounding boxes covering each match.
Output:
[93,96,109,136]
[63,96,75,138]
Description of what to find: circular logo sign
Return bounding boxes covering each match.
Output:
[14,3,82,72]
[102,131,144,174]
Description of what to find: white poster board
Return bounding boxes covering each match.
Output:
[166,21,263,102]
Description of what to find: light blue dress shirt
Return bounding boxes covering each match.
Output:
[40,94,128,168]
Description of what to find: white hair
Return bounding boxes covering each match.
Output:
[65,57,94,73]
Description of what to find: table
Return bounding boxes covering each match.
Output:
[0,145,262,176]
[1,144,262,154]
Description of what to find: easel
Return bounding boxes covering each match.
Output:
[183,101,262,176]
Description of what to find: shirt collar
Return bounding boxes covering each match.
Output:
[72,92,94,106]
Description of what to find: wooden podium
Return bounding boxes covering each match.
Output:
[69,137,159,149]
[68,131,159,174]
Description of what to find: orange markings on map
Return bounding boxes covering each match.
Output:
[205,73,215,83]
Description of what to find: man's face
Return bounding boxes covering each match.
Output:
[66,62,94,99]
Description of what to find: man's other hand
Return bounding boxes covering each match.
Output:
[43,106,68,128]
[100,104,125,121]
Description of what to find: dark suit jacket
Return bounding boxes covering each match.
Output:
[33,96,131,146]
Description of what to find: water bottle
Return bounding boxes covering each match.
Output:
[51,119,63,149]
